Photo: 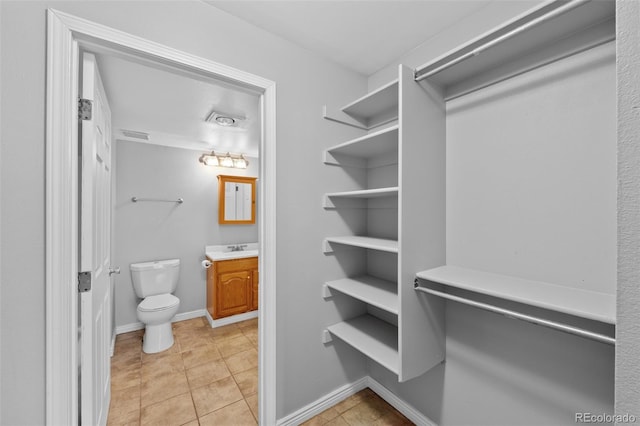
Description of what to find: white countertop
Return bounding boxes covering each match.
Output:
[205,243,258,261]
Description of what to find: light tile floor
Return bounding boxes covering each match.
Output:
[107,316,412,425]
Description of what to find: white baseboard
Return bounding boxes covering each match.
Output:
[115,322,144,335]
[276,377,369,426]
[275,375,437,426]
[115,309,207,335]
[174,309,207,323]
[367,377,436,426]
[205,310,258,328]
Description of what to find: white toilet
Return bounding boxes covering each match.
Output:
[130,259,181,354]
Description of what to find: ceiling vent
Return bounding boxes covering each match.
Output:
[120,129,150,141]
[205,110,245,127]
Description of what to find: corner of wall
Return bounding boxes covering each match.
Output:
[616,0,640,418]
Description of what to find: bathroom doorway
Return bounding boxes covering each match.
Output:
[95,45,262,424]
[45,9,277,425]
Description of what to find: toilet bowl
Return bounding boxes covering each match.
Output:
[130,259,181,354]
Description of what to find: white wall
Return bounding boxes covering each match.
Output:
[114,141,258,327]
[0,1,367,423]
[616,0,640,418]
[446,42,616,294]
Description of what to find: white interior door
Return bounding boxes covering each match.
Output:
[80,52,113,426]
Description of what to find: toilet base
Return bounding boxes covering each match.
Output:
[142,322,175,354]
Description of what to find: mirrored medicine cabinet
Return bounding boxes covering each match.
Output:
[218,175,257,224]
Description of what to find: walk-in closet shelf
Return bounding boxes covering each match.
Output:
[323,125,398,167]
[323,80,399,130]
[323,236,398,254]
[416,266,615,324]
[323,0,615,383]
[326,315,399,374]
[325,276,398,315]
[322,65,445,382]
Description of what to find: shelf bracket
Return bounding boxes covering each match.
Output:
[322,284,333,299]
[322,329,333,344]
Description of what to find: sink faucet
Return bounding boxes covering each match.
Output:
[227,244,248,252]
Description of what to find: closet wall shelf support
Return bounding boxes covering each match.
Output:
[414,285,615,345]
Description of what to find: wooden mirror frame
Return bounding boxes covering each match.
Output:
[218,175,257,224]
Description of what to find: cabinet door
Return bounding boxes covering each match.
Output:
[214,270,251,319]
[251,268,259,311]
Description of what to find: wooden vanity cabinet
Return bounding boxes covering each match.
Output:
[207,256,258,319]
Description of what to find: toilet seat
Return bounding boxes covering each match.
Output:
[138,294,179,312]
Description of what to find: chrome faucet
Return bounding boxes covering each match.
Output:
[227,244,248,252]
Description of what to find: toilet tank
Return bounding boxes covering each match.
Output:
[130,259,180,298]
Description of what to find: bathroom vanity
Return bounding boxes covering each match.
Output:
[205,244,258,319]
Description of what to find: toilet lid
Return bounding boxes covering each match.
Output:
[138,294,180,312]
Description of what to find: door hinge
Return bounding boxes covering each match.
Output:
[78,271,92,292]
[78,98,92,120]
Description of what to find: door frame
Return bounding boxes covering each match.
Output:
[45,9,277,425]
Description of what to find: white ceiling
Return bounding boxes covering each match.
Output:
[206,0,493,76]
[97,54,261,157]
[96,1,500,155]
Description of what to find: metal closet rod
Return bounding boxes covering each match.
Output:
[414,0,591,82]
[131,196,184,204]
[414,286,615,345]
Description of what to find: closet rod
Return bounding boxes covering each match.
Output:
[414,286,615,345]
[131,196,184,204]
[414,0,590,82]
[443,36,614,102]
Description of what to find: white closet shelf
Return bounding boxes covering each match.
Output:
[324,125,399,166]
[415,0,614,99]
[324,236,399,253]
[323,187,399,209]
[341,79,399,124]
[326,276,399,315]
[327,314,399,374]
[416,265,615,324]
[326,187,399,199]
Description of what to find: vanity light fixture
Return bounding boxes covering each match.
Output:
[199,152,219,166]
[220,153,234,168]
[199,151,249,169]
[233,155,248,169]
